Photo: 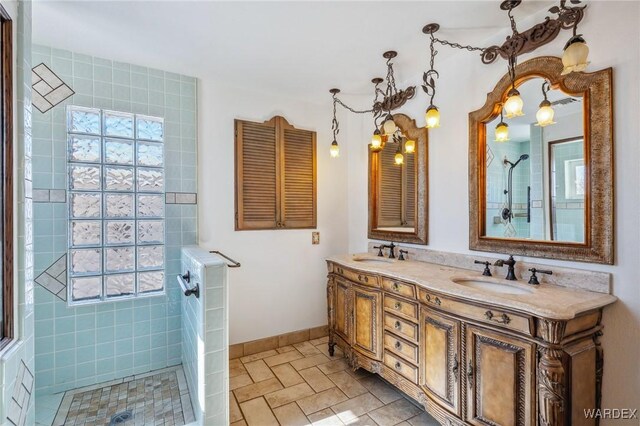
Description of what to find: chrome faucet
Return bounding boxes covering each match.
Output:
[495,255,517,280]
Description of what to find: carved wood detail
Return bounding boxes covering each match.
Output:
[538,319,567,344]
[537,347,566,426]
[469,56,614,264]
[373,86,417,113]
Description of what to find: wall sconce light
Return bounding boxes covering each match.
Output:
[536,81,556,127]
[495,109,509,142]
[404,139,415,154]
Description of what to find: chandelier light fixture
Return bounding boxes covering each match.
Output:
[329,51,417,161]
[329,0,589,153]
[536,80,556,127]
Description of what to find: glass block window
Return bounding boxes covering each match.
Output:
[67,106,165,303]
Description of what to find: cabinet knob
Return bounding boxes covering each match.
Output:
[395,341,402,350]
[394,321,402,330]
[393,283,399,291]
[394,361,402,370]
[394,302,401,310]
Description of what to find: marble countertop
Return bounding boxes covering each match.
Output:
[327,253,617,321]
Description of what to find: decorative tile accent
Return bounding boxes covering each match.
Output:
[32,189,67,203]
[6,361,34,426]
[165,192,197,204]
[34,254,67,301]
[31,63,75,113]
[486,145,495,167]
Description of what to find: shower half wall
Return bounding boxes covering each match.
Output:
[31,45,198,396]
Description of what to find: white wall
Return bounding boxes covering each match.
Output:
[346,1,640,419]
[197,82,349,344]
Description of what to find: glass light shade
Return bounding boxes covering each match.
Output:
[404,139,415,154]
[495,122,509,142]
[536,103,556,127]
[503,93,524,118]
[394,152,404,165]
[425,106,440,128]
[330,141,339,158]
[383,118,397,135]
[562,37,590,75]
[371,133,382,150]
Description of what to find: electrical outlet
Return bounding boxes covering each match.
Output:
[312,232,320,245]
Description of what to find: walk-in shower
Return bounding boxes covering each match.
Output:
[502,154,530,222]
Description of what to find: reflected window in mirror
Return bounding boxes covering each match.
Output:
[483,77,585,243]
[377,137,416,232]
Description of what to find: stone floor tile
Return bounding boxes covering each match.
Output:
[240,349,278,364]
[244,359,275,382]
[367,398,422,426]
[231,421,248,426]
[277,345,297,354]
[318,358,349,375]
[264,382,315,408]
[297,387,349,415]
[307,407,346,425]
[316,343,344,359]
[358,376,402,404]
[291,354,331,371]
[299,366,336,393]
[407,411,441,426]
[271,363,305,387]
[230,359,248,377]
[327,370,369,398]
[264,349,304,367]
[231,373,254,391]
[346,368,373,380]
[230,392,243,423]
[294,341,322,357]
[310,336,329,346]
[344,414,380,425]
[272,402,311,426]
[234,378,284,403]
[330,392,384,423]
[239,397,279,426]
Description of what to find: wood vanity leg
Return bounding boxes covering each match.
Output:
[538,347,566,426]
[327,277,335,357]
[594,331,604,426]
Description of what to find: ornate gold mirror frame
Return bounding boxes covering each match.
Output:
[369,113,429,245]
[469,56,614,264]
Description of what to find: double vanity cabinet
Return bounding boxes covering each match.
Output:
[326,255,616,426]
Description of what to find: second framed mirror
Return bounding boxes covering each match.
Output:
[369,113,428,245]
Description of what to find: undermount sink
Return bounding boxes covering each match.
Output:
[351,256,395,263]
[452,278,533,295]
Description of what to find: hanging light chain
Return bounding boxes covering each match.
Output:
[331,94,339,141]
[422,34,440,107]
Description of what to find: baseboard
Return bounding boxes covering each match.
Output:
[229,325,328,359]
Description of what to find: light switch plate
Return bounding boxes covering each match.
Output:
[312,232,320,245]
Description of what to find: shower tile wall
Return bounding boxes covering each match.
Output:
[486,139,531,238]
[1,2,37,424]
[529,126,545,240]
[31,45,197,396]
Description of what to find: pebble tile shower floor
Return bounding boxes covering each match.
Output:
[51,366,195,426]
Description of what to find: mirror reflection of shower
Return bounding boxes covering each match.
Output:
[502,154,529,222]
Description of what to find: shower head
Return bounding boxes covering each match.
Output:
[504,154,530,169]
[520,154,530,161]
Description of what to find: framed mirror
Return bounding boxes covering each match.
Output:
[369,113,428,245]
[469,56,613,264]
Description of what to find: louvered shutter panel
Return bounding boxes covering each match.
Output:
[281,125,316,228]
[404,153,416,227]
[378,146,402,227]
[235,119,278,230]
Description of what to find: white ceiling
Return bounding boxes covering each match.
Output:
[33,0,554,99]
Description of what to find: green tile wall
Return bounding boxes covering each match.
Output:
[31,45,198,395]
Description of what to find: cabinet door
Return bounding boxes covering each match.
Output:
[352,285,382,360]
[465,325,535,426]
[420,307,461,416]
[334,278,351,342]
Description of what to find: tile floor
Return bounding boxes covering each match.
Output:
[37,365,194,426]
[230,336,440,426]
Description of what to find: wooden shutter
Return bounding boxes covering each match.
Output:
[235,116,316,230]
[378,146,402,227]
[235,118,278,230]
[281,123,316,228]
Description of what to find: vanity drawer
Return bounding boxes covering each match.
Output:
[382,278,416,299]
[384,351,418,383]
[332,264,379,288]
[418,288,533,336]
[384,332,418,365]
[384,313,418,343]
[384,295,418,321]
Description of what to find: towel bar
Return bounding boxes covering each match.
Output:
[209,250,241,268]
[177,271,200,298]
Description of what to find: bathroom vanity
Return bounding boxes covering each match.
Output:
[326,255,616,426]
